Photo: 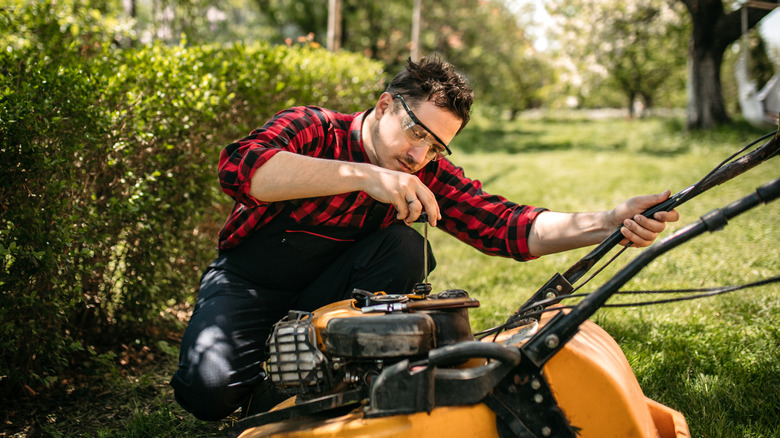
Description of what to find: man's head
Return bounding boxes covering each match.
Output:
[385,56,474,134]
[363,57,474,173]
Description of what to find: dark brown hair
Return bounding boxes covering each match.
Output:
[386,56,474,133]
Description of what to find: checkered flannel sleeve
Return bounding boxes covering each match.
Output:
[423,159,547,261]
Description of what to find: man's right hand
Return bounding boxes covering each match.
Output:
[363,166,440,226]
[249,152,440,227]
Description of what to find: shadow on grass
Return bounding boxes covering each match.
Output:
[452,115,773,158]
[452,126,585,154]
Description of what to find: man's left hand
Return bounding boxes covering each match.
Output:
[614,190,680,247]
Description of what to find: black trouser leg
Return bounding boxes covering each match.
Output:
[293,224,436,311]
[170,268,296,421]
[170,225,435,421]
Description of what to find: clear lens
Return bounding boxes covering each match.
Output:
[401,115,448,160]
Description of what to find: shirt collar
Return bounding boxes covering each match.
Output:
[349,108,373,163]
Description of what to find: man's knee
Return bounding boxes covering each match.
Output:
[171,325,258,421]
[171,365,252,421]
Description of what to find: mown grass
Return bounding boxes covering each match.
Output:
[427,110,780,437]
[10,112,778,437]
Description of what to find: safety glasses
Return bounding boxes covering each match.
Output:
[394,94,452,161]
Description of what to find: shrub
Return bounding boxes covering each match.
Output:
[0,38,384,396]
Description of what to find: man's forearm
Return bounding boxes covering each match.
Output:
[249,151,372,202]
[526,190,678,256]
[248,151,441,225]
[526,210,617,257]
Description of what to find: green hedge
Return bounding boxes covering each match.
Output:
[0,40,385,396]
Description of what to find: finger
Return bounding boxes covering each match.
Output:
[416,193,440,226]
[646,189,671,206]
[653,209,679,223]
[632,214,666,233]
[620,225,654,247]
[632,189,672,211]
[395,197,412,222]
[404,198,423,225]
[622,218,657,246]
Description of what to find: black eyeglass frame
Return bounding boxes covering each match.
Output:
[393,94,453,158]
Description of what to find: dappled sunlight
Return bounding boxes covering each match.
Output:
[188,325,233,388]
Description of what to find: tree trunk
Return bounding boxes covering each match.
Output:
[642,93,653,109]
[679,0,773,130]
[627,91,637,119]
[686,37,729,129]
[327,0,342,52]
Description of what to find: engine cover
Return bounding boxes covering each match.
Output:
[265,290,479,396]
[323,312,435,358]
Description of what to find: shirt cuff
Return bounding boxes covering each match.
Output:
[510,206,548,261]
[236,148,284,207]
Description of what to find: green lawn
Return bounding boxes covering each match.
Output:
[17,112,779,437]
[428,111,780,437]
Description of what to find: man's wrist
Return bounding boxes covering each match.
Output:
[341,161,373,194]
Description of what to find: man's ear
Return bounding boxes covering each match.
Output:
[375,92,394,118]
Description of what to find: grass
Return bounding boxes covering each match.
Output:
[5,111,777,437]
[428,110,780,437]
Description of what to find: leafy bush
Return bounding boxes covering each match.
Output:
[0,34,384,396]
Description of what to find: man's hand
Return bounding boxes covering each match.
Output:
[363,167,441,226]
[612,190,680,247]
[250,152,440,227]
[528,189,680,257]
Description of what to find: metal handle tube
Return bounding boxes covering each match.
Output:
[523,178,780,367]
[561,133,778,286]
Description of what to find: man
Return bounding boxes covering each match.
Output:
[170,57,679,421]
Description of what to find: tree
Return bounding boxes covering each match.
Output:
[546,0,689,117]
[415,0,553,115]
[255,0,328,42]
[678,0,775,129]
[250,0,551,115]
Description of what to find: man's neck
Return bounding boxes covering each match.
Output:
[361,109,379,166]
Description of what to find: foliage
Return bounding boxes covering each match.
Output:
[252,0,413,70]
[0,0,135,53]
[422,0,556,115]
[248,0,556,115]
[0,9,384,396]
[130,0,275,46]
[5,113,775,437]
[253,0,328,43]
[546,0,690,115]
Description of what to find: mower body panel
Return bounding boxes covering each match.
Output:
[240,298,690,438]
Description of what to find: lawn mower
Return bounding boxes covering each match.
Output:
[227,130,779,438]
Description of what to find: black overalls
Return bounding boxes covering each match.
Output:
[170,205,435,421]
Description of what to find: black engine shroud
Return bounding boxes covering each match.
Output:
[265,289,476,396]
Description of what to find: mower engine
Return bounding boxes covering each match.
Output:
[265,289,478,399]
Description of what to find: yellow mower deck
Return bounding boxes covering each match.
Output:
[239,306,689,438]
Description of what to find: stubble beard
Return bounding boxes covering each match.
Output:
[368,115,422,174]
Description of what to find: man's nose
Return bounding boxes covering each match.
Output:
[408,143,428,164]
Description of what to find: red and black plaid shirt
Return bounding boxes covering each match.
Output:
[217,106,546,261]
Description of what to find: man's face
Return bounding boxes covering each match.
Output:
[367,93,461,174]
